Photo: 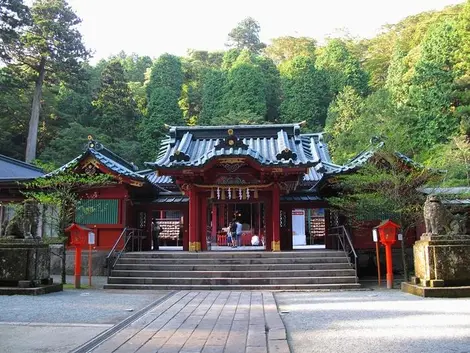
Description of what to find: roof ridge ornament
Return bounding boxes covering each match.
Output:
[214,128,249,150]
[86,135,103,151]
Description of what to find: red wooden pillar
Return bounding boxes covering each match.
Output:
[188,186,201,252]
[211,204,217,240]
[182,207,189,251]
[272,183,281,252]
[280,205,293,251]
[200,193,208,251]
[265,197,272,251]
[218,204,225,231]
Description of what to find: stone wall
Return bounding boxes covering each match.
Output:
[50,246,108,276]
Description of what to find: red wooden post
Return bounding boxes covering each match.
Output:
[218,204,225,230]
[74,246,82,289]
[88,244,92,287]
[189,187,196,251]
[211,204,217,240]
[385,244,393,289]
[265,198,272,251]
[188,186,200,251]
[376,241,381,287]
[272,183,281,251]
[258,202,261,241]
[200,194,208,251]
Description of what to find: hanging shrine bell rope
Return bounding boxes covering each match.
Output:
[195,182,274,200]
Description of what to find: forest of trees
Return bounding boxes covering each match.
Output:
[1,0,470,185]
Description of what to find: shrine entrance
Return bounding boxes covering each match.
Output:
[208,201,266,250]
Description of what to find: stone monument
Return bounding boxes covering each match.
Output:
[402,195,470,297]
[0,202,62,295]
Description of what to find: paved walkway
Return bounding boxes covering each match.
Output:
[85,291,289,353]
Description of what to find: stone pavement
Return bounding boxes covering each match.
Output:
[83,291,289,353]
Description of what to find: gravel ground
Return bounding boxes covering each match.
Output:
[0,284,170,353]
[275,289,470,353]
[0,288,168,324]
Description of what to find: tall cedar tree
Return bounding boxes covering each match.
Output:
[0,0,30,60]
[407,19,460,148]
[1,0,90,162]
[140,54,183,162]
[316,39,369,97]
[199,69,228,125]
[92,59,137,140]
[225,51,267,118]
[279,56,329,129]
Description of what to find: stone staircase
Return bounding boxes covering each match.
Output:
[104,250,361,290]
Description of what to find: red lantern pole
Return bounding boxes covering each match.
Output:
[74,246,82,289]
[376,241,381,286]
[385,243,393,289]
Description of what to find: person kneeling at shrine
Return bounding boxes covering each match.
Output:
[251,234,260,246]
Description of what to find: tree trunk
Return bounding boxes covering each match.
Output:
[25,57,47,163]
[61,239,66,284]
[401,226,409,282]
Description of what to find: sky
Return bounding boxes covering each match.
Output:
[66,0,464,62]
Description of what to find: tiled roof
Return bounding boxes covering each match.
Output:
[137,170,174,185]
[148,123,330,170]
[280,194,322,202]
[45,141,144,181]
[0,154,44,181]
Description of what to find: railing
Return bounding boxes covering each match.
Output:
[105,227,147,276]
[328,225,358,282]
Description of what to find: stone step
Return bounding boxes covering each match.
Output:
[117,257,349,265]
[107,276,357,285]
[103,283,362,290]
[122,250,345,259]
[113,263,352,271]
[110,269,356,278]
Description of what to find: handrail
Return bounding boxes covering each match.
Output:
[328,225,358,282]
[106,227,128,261]
[105,227,147,276]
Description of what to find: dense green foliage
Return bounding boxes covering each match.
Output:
[1,4,470,185]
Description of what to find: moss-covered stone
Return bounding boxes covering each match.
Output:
[0,239,51,287]
[413,235,470,286]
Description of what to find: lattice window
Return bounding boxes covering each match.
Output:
[280,210,287,228]
[75,199,118,224]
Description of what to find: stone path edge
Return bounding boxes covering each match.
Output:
[267,292,290,352]
[69,291,176,353]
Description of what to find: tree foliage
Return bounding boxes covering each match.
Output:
[92,59,138,139]
[264,36,316,65]
[316,39,369,97]
[24,169,112,284]
[279,56,329,129]
[0,1,469,189]
[226,17,266,54]
[406,19,460,148]
[1,0,90,162]
[140,54,183,162]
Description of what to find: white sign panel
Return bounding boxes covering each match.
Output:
[88,232,95,245]
[292,209,306,246]
[372,229,378,242]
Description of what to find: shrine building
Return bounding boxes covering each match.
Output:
[3,122,414,254]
